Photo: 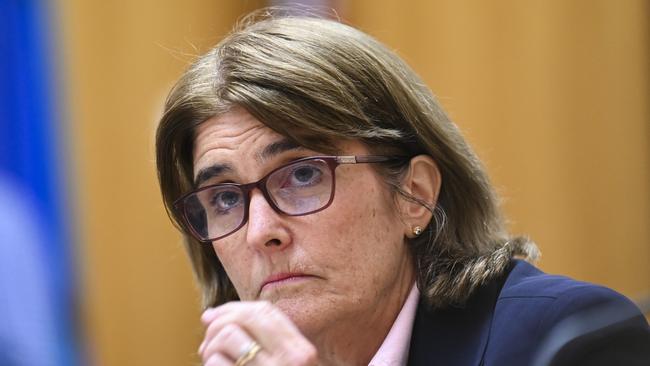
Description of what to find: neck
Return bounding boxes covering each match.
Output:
[311,265,415,366]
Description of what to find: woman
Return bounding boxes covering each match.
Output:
[156,12,648,366]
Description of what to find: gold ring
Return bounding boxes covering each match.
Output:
[235,341,261,366]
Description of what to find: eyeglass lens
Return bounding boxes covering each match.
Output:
[182,158,334,241]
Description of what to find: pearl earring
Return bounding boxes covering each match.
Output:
[413,226,423,236]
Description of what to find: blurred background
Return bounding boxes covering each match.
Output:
[1,0,648,365]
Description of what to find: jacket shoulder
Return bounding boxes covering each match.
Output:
[499,260,640,318]
[484,260,649,365]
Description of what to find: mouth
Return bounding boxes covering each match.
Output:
[260,272,315,293]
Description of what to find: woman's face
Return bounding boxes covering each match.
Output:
[192,109,415,338]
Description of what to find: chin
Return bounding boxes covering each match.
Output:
[270,295,330,336]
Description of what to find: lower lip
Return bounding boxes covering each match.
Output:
[262,275,312,291]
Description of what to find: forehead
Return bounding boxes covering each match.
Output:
[192,109,307,184]
[193,109,273,163]
[191,109,370,185]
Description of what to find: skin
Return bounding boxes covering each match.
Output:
[193,108,432,366]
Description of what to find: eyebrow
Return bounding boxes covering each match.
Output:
[257,138,304,163]
[194,164,233,187]
[193,138,305,187]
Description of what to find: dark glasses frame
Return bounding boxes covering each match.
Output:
[173,155,408,243]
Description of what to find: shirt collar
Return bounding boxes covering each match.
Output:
[368,284,420,366]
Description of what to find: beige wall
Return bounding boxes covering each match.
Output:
[345,0,650,298]
[59,1,648,365]
[58,1,264,365]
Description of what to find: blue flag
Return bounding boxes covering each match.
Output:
[0,1,80,365]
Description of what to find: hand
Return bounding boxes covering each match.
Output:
[198,301,318,366]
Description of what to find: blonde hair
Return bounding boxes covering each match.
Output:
[156,12,539,309]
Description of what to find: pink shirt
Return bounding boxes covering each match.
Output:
[368,284,420,366]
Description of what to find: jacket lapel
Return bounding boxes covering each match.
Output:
[407,272,508,366]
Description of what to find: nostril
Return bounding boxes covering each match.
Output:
[265,239,282,247]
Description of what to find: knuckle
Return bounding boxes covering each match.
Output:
[216,323,238,342]
[205,318,221,337]
[257,301,274,314]
[254,301,280,325]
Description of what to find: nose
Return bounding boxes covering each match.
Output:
[245,188,292,250]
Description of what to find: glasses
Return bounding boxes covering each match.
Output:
[174,155,406,242]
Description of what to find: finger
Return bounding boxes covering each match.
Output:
[201,326,273,366]
[201,323,254,362]
[203,301,306,351]
[201,301,316,365]
[203,352,231,366]
[201,307,217,325]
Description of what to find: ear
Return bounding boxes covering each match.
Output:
[399,155,441,238]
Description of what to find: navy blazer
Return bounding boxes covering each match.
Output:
[407,260,650,365]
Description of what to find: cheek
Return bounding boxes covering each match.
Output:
[212,242,255,298]
[314,179,403,269]
[341,179,399,235]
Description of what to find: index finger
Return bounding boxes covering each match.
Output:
[202,301,311,353]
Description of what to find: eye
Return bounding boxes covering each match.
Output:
[284,163,323,188]
[209,189,242,213]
